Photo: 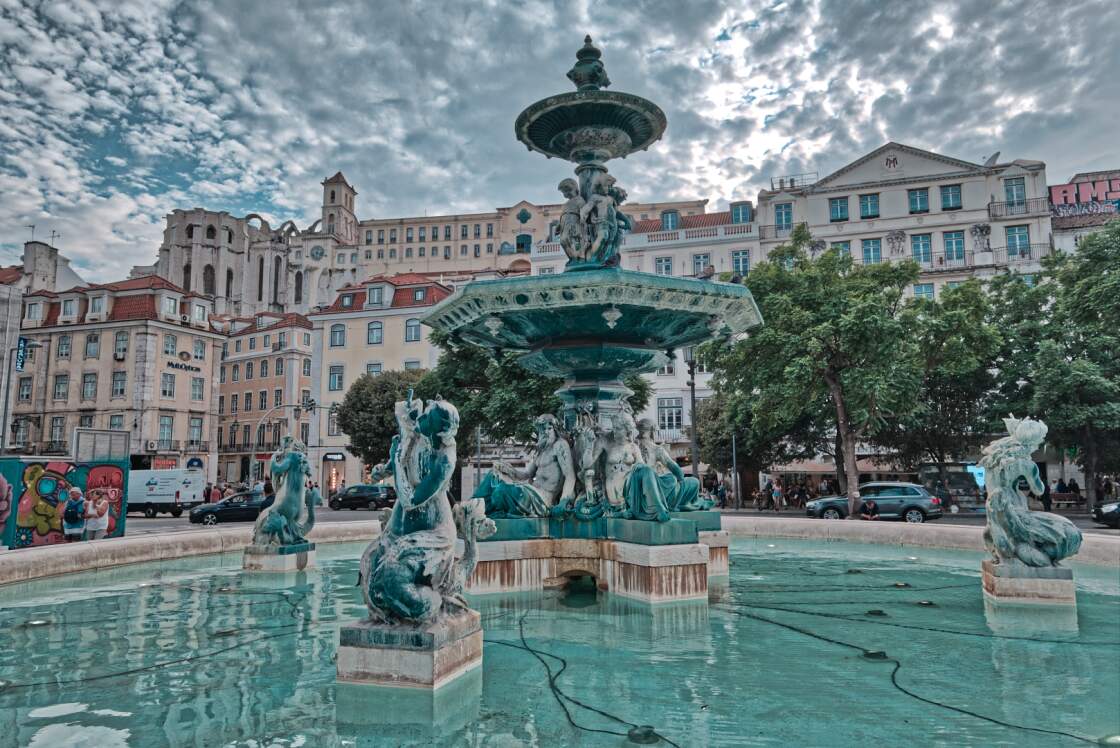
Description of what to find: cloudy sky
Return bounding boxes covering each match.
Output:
[1,0,1116,282]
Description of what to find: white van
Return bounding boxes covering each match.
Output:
[127,469,207,518]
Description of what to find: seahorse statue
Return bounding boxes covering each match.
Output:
[981,417,1082,567]
[358,396,463,624]
[251,436,316,547]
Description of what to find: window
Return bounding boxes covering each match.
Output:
[245,361,253,380]
[413,288,426,302]
[1006,225,1031,257]
[364,250,372,260]
[473,244,480,257]
[81,373,96,400]
[404,319,421,342]
[303,358,311,376]
[859,194,879,219]
[109,415,123,431]
[418,227,426,241]
[193,304,206,322]
[162,296,178,315]
[390,229,397,242]
[350,252,358,263]
[537,267,555,275]
[657,361,675,376]
[367,321,383,345]
[193,339,205,360]
[487,223,494,238]
[486,243,493,254]
[378,229,385,244]
[407,227,414,242]
[831,241,851,256]
[940,184,962,210]
[232,364,240,382]
[459,245,467,256]
[301,389,312,406]
[368,287,383,305]
[404,360,422,371]
[274,389,282,407]
[366,362,382,376]
[1004,177,1026,205]
[654,257,673,276]
[911,234,932,264]
[249,336,257,350]
[57,334,71,359]
[242,424,250,445]
[301,422,310,444]
[862,239,882,265]
[259,359,269,378]
[458,225,467,239]
[330,324,346,347]
[191,377,205,401]
[419,247,426,257]
[828,197,849,222]
[17,377,31,401]
[259,390,267,410]
[243,391,252,411]
[62,299,75,317]
[84,333,100,359]
[159,416,173,443]
[275,357,284,375]
[50,416,65,443]
[230,394,239,413]
[218,395,225,414]
[328,411,341,436]
[189,417,202,444]
[329,365,344,391]
[234,339,242,353]
[657,397,683,431]
[661,211,679,230]
[944,231,965,262]
[692,254,710,275]
[303,333,311,346]
[473,224,480,239]
[114,331,128,357]
[730,202,751,224]
[160,373,175,398]
[774,202,792,229]
[731,250,750,275]
[913,283,935,300]
[908,188,929,214]
[89,296,104,314]
[163,334,177,356]
[444,226,451,240]
[365,230,373,245]
[25,302,41,320]
[111,371,125,398]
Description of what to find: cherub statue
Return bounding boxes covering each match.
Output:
[604,174,632,267]
[981,416,1082,567]
[557,178,586,261]
[580,172,618,265]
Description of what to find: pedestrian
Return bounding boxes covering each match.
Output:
[716,481,727,508]
[772,481,783,512]
[62,487,86,543]
[263,478,274,498]
[1068,478,1080,496]
[859,498,880,521]
[1040,478,1052,512]
[85,489,111,540]
[209,483,222,503]
[1056,478,1068,494]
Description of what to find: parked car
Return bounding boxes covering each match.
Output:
[189,491,274,526]
[805,482,943,523]
[1092,501,1120,529]
[329,484,396,511]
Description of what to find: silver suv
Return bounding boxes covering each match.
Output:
[805,482,944,523]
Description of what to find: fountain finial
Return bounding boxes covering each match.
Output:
[567,34,611,91]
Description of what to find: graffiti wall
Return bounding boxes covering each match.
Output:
[0,458,129,549]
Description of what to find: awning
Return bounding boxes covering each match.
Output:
[323,453,347,462]
[771,458,903,474]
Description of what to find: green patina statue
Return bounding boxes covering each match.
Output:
[358,395,494,623]
[636,418,711,512]
[472,414,575,518]
[251,436,317,547]
[981,416,1082,567]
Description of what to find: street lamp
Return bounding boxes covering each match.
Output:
[2,339,42,453]
[683,346,701,481]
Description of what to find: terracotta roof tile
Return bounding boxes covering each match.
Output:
[630,211,733,234]
[0,266,23,285]
[107,295,157,322]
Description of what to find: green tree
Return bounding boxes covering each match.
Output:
[876,280,1000,484]
[335,369,426,468]
[709,224,922,514]
[985,272,1052,425]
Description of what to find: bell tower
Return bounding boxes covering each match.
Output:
[321,172,357,244]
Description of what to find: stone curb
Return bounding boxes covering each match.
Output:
[720,516,1120,567]
[0,521,381,587]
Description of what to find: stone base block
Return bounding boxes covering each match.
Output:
[488,517,550,541]
[605,518,698,545]
[335,666,481,744]
[699,530,730,577]
[471,538,709,603]
[336,609,482,689]
[242,542,316,572]
[549,516,607,539]
[671,510,722,531]
[981,559,1076,605]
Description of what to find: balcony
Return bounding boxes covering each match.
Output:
[254,440,281,451]
[185,441,209,453]
[43,441,68,454]
[219,442,241,453]
[989,244,1051,265]
[988,197,1049,219]
[531,221,759,259]
[758,223,799,241]
[150,439,180,452]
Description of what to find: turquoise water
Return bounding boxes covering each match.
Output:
[0,539,1117,747]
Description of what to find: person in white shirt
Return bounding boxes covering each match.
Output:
[85,488,111,540]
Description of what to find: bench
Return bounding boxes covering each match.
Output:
[1051,492,1084,509]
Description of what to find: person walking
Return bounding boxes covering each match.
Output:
[209,483,222,504]
[62,487,86,543]
[1040,478,1052,513]
[772,481,783,512]
[85,489,111,540]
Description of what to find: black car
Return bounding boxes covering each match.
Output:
[189,491,274,526]
[329,484,396,511]
[1092,501,1120,528]
[805,482,943,523]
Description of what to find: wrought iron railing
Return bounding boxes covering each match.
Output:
[988,197,1049,219]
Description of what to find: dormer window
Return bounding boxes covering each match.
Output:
[89,296,105,314]
[661,211,679,230]
[25,302,41,320]
[341,294,353,308]
[730,202,752,224]
[193,304,206,322]
[367,287,384,306]
[62,299,76,317]
[162,297,179,316]
[413,288,426,302]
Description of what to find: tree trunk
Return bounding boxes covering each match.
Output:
[1082,425,1097,511]
[824,373,862,517]
[833,431,847,494]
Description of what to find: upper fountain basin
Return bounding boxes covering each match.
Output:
[423,269,762,377]
[515,91,666,163]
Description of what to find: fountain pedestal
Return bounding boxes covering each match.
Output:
[981,560,1076,605]
[336,609,483,689]
[242,542,316,572]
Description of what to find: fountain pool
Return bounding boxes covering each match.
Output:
[0,539,1116,747]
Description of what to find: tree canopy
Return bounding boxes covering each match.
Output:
[335,368,426,468]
